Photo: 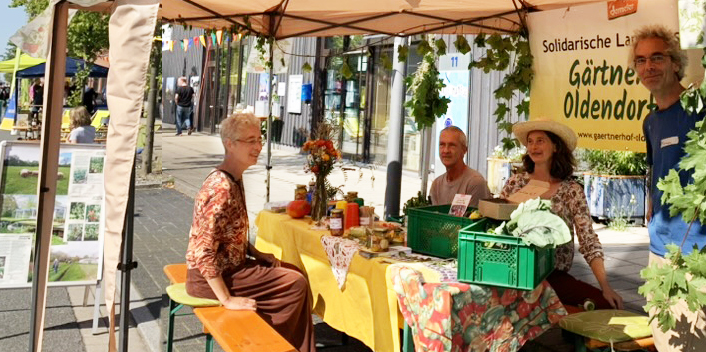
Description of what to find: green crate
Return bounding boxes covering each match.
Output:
[457,218,555,290]
[407,204,477,258]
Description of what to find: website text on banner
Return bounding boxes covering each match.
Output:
[527,0,704,152]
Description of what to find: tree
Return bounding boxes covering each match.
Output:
[2,42,18,83]
[10,0,110,106]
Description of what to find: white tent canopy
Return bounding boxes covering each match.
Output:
[157,0,604,38]
[26,1,612,351]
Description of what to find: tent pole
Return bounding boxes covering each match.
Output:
[9,47,21,97]
[266,18,275,203]
[420,126,432,198]
[383,36,407,220]
[118,159,136,352]
[30,1,68,351]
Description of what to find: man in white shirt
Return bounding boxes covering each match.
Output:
[430,126,491,208]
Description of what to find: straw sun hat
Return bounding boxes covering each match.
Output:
[512,118,578,151]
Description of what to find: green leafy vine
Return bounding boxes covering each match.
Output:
[468,31,533,151]
[403,36,451,130]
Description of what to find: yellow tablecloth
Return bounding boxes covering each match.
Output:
[255,211,439,352]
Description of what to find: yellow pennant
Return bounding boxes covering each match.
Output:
[183,38,189,52]
[216,30,223,46]
[199,35,206,47]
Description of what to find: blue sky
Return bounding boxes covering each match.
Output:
[0,0,29,59]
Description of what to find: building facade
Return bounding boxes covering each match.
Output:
[162,26,525,180]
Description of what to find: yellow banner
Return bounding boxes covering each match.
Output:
[528,0,704,152]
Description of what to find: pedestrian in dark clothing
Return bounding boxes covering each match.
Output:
[82,85,98,115]
[174,76,194,136]
[30,79,43,122]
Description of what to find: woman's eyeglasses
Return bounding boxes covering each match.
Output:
[235,138,265,146]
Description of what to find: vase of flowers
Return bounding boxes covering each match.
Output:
[302,124,340,222]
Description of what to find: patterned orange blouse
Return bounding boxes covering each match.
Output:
[186,170,248,280]
[500,172,604,272]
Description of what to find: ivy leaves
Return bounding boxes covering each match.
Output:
[469,33,533,151]
[639,244,706,332]
[404,52,450,130]
[658,120,706,224]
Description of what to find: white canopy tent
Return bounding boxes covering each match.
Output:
[24,1,611,351]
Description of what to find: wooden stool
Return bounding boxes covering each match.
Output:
[163,264,220,352]
[165,283,220,352]
[559,310,655,352]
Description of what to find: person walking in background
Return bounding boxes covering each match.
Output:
[631,25,706,352]
[30,78,43,123]
[174,76,194,136]
[0,83,9,117]
[52,258,59,274]
[67,106,96,144]
[82,79,98,115]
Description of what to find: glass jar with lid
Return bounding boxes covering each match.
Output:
[295,184,308,200]
[329,209,344,236]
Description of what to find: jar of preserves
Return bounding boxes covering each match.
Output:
[295,184,308,200]
[368,228,389,252]
[345,191,358,203]
[329,209,344,236]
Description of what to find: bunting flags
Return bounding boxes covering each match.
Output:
[162,30,234,53]
[216,30,223,46]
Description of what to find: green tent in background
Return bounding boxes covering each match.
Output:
[0,54,45,73]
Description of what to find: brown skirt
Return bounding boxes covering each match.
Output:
[186,259,316,352]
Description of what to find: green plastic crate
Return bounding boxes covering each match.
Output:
[457,218,555,290]
[407,204,477,258]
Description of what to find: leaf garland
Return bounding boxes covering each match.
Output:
[469,31,533,151]
[403,39,451,130]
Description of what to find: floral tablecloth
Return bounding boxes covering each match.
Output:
[390,265,567,352]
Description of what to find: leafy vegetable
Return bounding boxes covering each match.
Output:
[495,198,571,247]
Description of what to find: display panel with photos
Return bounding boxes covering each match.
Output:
[0,141,106,288]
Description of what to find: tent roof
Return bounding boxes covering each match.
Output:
[155,0,606,39]
[0,55,109,78]
[0,54,46,73]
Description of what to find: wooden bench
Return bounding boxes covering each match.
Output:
[194,307,296,352]
[163,264,294,352]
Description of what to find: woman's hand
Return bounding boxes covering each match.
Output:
[223,296,257,311]
[601,286,624,310]
[255,252,281,267]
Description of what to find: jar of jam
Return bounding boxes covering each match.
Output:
[329,209,344,236]
[345,191,358,203]
[295,184,307,200]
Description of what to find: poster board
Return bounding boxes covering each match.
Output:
[287,74,303,114]
[0,141,106,288]
[528,0,705,152]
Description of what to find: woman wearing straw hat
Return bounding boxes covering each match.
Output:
[501,118,623,310]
